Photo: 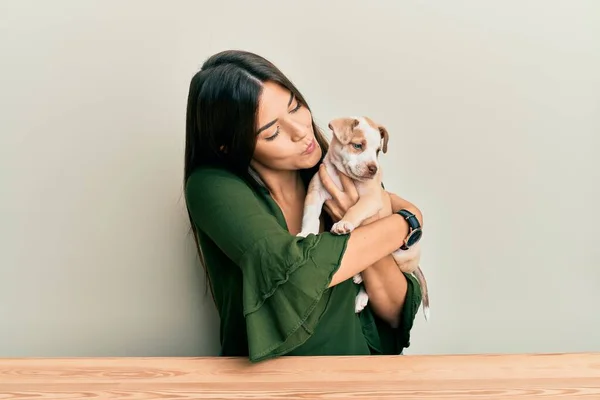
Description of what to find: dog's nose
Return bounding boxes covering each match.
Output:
[368,164,378,175]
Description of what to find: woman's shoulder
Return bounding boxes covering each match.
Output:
[187,165,245,185]
[186,166,256,197]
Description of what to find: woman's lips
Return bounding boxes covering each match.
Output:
[303,139,316,155]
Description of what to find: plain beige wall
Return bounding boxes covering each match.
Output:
[1,0,599,357]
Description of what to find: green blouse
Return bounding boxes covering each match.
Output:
[185,166,422,362]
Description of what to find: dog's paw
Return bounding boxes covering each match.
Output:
[331,220,355,235]
[354,289,369,313]
[353,274,363,284]
[296,231,309,238]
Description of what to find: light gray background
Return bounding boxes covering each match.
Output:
[1,0,599,357]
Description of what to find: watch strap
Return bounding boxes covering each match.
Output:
[397,209,420,230]
[397,209,421,250]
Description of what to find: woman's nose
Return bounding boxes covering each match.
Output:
[286,117,308,142]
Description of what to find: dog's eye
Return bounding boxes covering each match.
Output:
[352,143,363,150]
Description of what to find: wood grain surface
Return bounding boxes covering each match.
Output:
[1,353,599,399]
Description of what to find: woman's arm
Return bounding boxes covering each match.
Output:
[316,166,422,289]
[186,166,411,290]
[186,167,414,361]
[317,163,424,325]
[360,192,424,325]
[361,255,408,326]
[328,213,410,287]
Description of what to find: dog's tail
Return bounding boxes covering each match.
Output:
[413,266,430,321]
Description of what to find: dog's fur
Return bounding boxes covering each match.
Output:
[297,116,430,320]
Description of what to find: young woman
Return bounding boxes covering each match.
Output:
[184,50,424,362]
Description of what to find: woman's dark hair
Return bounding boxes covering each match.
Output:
[184,50,330,298]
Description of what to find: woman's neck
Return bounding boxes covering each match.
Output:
[249,163,311,235]
[251,164,305,205]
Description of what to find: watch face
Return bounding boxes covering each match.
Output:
[407,229,423,246]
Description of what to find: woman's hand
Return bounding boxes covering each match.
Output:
[318,164,359,223]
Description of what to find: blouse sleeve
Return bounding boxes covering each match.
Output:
[185,167,350,362]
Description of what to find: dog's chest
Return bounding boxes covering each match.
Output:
[355,181,374,197]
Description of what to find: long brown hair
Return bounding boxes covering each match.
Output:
[184,50,330,299]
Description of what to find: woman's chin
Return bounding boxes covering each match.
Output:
[276,148,322,171]
[303,147,322,168]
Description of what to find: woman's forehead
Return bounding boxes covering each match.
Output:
[259,82,292,109]
[256,82,293,126]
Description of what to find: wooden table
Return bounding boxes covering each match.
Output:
[1,353,599,399]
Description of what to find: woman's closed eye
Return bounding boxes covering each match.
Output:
[265,126,280,141]
[264,99,303,141]
[290,99,302,113]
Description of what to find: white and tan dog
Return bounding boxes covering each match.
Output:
[297,116,430,320]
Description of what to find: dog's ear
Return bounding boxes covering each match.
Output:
[328,118,359,144]
[379,125,389,153]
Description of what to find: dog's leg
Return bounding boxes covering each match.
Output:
[297,176,328,237]
[355,286,369,313]
[331,194,382,235]
[391,242,421,273]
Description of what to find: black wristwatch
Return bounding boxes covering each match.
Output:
[397,209,422,250]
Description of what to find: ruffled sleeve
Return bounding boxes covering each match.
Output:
[185,167,350,362]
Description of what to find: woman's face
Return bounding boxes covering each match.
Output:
[251,81,322,172]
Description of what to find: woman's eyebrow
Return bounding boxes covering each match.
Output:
[256,92,294,135]
[256,119,277,135]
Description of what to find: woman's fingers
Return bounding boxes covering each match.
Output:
[319,164,358,201]
[324,199,342,222]
[323,200,333,217]
[319,164,342,198]
[318,164,361,219]
[339,172,359,201]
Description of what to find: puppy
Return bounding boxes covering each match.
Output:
[297,117,430,320]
